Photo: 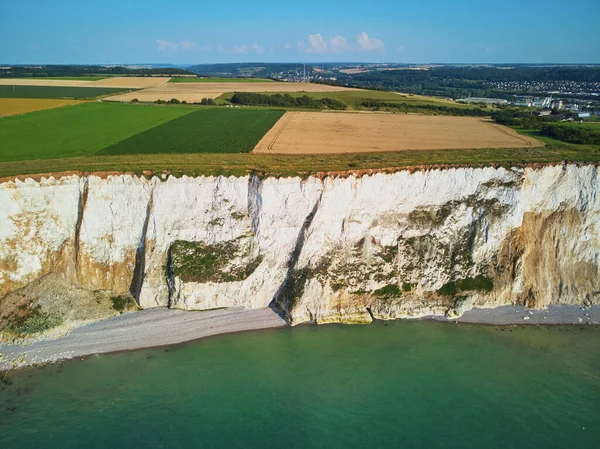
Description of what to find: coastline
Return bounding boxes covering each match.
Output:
[1,304,599,372]
[0,307,288,371]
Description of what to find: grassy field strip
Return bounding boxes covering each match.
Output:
[0,103,195,162]
[169,77,275,83]
[215,89,476,109]
[0,85,135,99]
[1,145,598,180]
[99,109,284,155]
[0,98,87,116]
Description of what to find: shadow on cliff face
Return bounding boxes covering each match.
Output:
[129,195,153,305]
[271,192,323,322]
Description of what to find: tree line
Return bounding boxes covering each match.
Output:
[358,99,488,116]
[229,92,346,110]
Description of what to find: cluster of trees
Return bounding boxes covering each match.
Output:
[0,65,195,78]
[358,100,487,116]
[131,97,216,105]
[541,123,600,145]
[229,92,346,110]
[491,107,578,128]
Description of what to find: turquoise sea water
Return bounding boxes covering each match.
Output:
[1,321,599,448]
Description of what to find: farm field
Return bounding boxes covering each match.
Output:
[0,85,134,99]
[99,109,284,155]
[27,76,108,81]
[103,81,359,102]
[0,98,87,116]
[89,76,170,88]
[0,76,169,88]
[217,89,469,109]
[0,78,90,86]
[169,77,275,83]
[253,112,542,154]
[0,102,194,161]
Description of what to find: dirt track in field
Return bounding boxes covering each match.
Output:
[0,98,87,116]
[103,82,359,102]
[253,112,543,154]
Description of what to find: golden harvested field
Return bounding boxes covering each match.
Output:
[0,77,170,88]
[0,98,87,116]
[104,82,359,102]
[88,77,170,88]
[0,79,90,87]
[253,112,543,154]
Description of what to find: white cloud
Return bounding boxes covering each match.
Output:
[298,33,350,54]
[283,43,293,50]
[306,33,329,54]
[329,35,350,53]
[157,39,179,52]
[157,39,198,52]
[396,45,405,53]
[228,43,264,55]
[251,43,264,55]
[357,32,384,52]
[180,40,197,50]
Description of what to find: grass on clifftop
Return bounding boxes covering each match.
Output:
[1,143,598,180]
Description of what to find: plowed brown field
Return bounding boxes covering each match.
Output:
[253,112,543,154]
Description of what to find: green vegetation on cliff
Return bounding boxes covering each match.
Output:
[169,239,263,283]
[437,275,494,296]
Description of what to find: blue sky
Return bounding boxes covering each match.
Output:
[1,0,599,64]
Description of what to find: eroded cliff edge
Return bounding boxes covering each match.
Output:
[1,165,599,330]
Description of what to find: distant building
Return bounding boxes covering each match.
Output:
[578,112,591,119]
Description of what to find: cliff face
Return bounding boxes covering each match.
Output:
[1,165,599,325]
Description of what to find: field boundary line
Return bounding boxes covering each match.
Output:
[267,112,295,151]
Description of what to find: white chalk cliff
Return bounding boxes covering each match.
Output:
[1,165,599,325]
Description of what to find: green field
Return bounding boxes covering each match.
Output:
[0,99,598,180]
[0,103,194,161]
[0,85,133,99]
[216,89,476,110]
[99,109,283,155]
[169,77,275,83]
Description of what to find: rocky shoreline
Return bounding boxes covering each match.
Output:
[1,304,598,372]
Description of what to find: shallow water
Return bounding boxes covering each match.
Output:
[1,321,599,449]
